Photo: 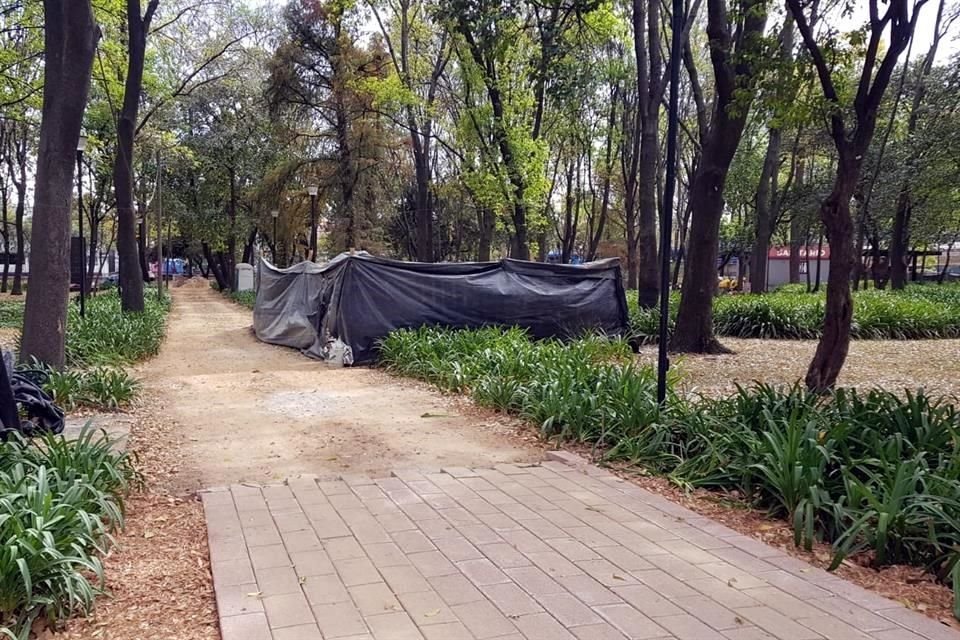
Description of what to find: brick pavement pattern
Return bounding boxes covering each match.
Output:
[203,452,960,640]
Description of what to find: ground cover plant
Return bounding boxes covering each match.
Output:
[381,326,960,590]
[0,428,137,639]
[226,290,255,309]
[629,283,960,342]
[0,301,23,329]
[11,290,169,411]
[64,291,169,367]
[32,367,140,411]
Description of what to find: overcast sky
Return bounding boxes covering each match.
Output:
[241,0,957,63]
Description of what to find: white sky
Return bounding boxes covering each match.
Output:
[241,0,957,63]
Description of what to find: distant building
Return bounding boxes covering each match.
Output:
[766,246,830,289]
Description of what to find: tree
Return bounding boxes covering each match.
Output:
[366,0,451,262]
[788,0,926,390]
[671,0,769,353]
[751,15,796,294]
[20,0,99,367]
[889,0,952,289]
[113,0,159,313]
[632,0,662,308]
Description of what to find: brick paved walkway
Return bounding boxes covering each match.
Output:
[203,453,960,640]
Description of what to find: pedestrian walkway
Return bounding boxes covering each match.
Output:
[203,452,959,640]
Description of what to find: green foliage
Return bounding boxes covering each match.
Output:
[0,428,136,638]
[0,302,24,329]
[629,284,960,342]
[379,326,666,448]
[65,291,170,367]
[37,367,140,411]
[226,290,256,309]
[383,326,960,584]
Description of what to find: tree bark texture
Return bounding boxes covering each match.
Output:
[20,0,98,368]
[114,0,159,312]
[634,0,661,309]
[804,164,856,390]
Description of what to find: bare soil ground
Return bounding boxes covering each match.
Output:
[135,285,541,491]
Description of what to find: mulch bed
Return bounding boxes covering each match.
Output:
[55,393,219,640]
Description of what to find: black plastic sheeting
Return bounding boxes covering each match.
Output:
[253,252,630,365]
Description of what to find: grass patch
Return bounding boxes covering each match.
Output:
[64,291,170,367]
[382,326,960,585]
[629,283,960,342]
[0,300,24,329]
[226,290,256,309]
[0,427,137,637]
[8,289,170,410]
[32,366,140,411]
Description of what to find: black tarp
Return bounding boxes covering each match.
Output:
[253,252,629,365]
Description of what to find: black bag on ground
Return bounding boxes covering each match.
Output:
[0,352,65,438]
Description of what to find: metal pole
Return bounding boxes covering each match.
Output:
[273,216,278,262]
[76,149,85,318]
[657,0,684,405]
[310,194,318,261]
[156,151,163,300]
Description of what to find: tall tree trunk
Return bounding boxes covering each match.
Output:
[412,149,433,262]
[889,195,911,289]
[672,0,769,353]
[805,162,857,390]
[242,227,257,264]
[889,0,945,290]
[788,0,920,390]
[202,241,230,290]
[477,207,494,261]
[0,180,8,293]
[87,216,99,291]
[752,127,780,294]
[851,192,867,291]
[634,0,661,309]
[938,240,954,283]
[137,210,150,281]
[227,165,238,282]
[625,213,639,289]
[114,0,159,312]
[812,230,824,293]
[752,17,794,294]
[8,125,27,296]
[20,0,98,368]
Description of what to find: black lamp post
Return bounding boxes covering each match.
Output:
[307,185,319,262]
[656,0,684,405]
[76,135,87,318]
[271,209,279,264]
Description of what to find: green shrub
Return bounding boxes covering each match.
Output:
[65,290,169,366]
[0,301,24,329]
[38,366,140,411]
[0,428,136,637]
[628,283,960,341]
[228,290,256,309]
[383,326,960,584]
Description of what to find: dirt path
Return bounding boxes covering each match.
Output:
[137,285,540,491]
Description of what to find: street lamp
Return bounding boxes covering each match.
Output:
[76,135,87,318]
[307,184,319,262]
[271,209,280,264]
